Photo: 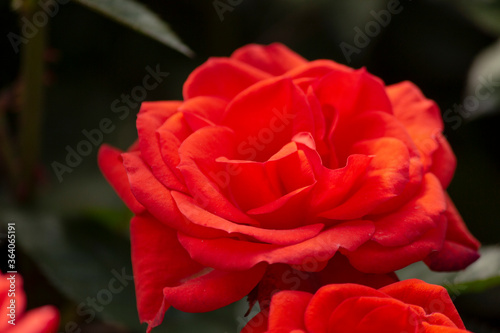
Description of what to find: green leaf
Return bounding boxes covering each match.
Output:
[450,276,500,294]
[0,210,142,330]
[397,246,500,296]
[325,0,388,43]
[444,0,500,36]
[73,0,194,57]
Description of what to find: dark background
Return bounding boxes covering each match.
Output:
[1,0,499,332]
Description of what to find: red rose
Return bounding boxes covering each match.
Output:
[0,273,59,333]
[98,43,479,330]
[242,279,470,333]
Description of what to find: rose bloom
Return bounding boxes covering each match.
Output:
[0,272,59,333]
[242,279,471,333]
[98,43,479,330]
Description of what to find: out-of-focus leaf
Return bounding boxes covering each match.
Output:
[84,207,132,234]
[39,173,131,232]
[154,299,254,333]
[397,246,500,296]
[321,0,404,65]
[466,39,500,118]
[441,0,500,36]
[73,0,194,57]
[452,276,500,294]
[0,209,141,330]
[326,0,388,42]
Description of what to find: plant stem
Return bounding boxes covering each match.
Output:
[18,7,47,201]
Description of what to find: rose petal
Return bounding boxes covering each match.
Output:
[387,81,443,135]
[424,194,480,271]
[266,142,316,194]
[305,86,326,147]
[231,43,307,76]
[177,126,258,225]
[222,77,315,162]
[217,157,282,211]
[247,185,314,229]
[123,151,226,238]
[343,215,447,273]
[178,95,228,125]
[424,312,461,328]
[214,136,320,213]
[178,220,374,271]
[130,214,205,330]
[311,154,372,214]
[387,81,454,180]
[251,253,398,306]
[288,59,353,80]
[163,263,267,313]
[215,157,281,211]
[156,109,192,141]
[314,68,392,122]
[315,253,399,290]
[370,155,423,215]
[327,297,414,333]
[425,241,480,272]
[221,139,318,224]
[429,133,456,189]
[319,138,410,220]
[422,323,470,333]
[371,173,447,247]
[304,284,386,333]
[333,110,419,163]
[267,291,312,331]
[156,126,187,190]
[183,58,271,100]
[380,279,466,329]
[9,306,59,333]
[98,145,145,214]
[0,273,26,332]
[171,190,324,246]
[136,101,188,192]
